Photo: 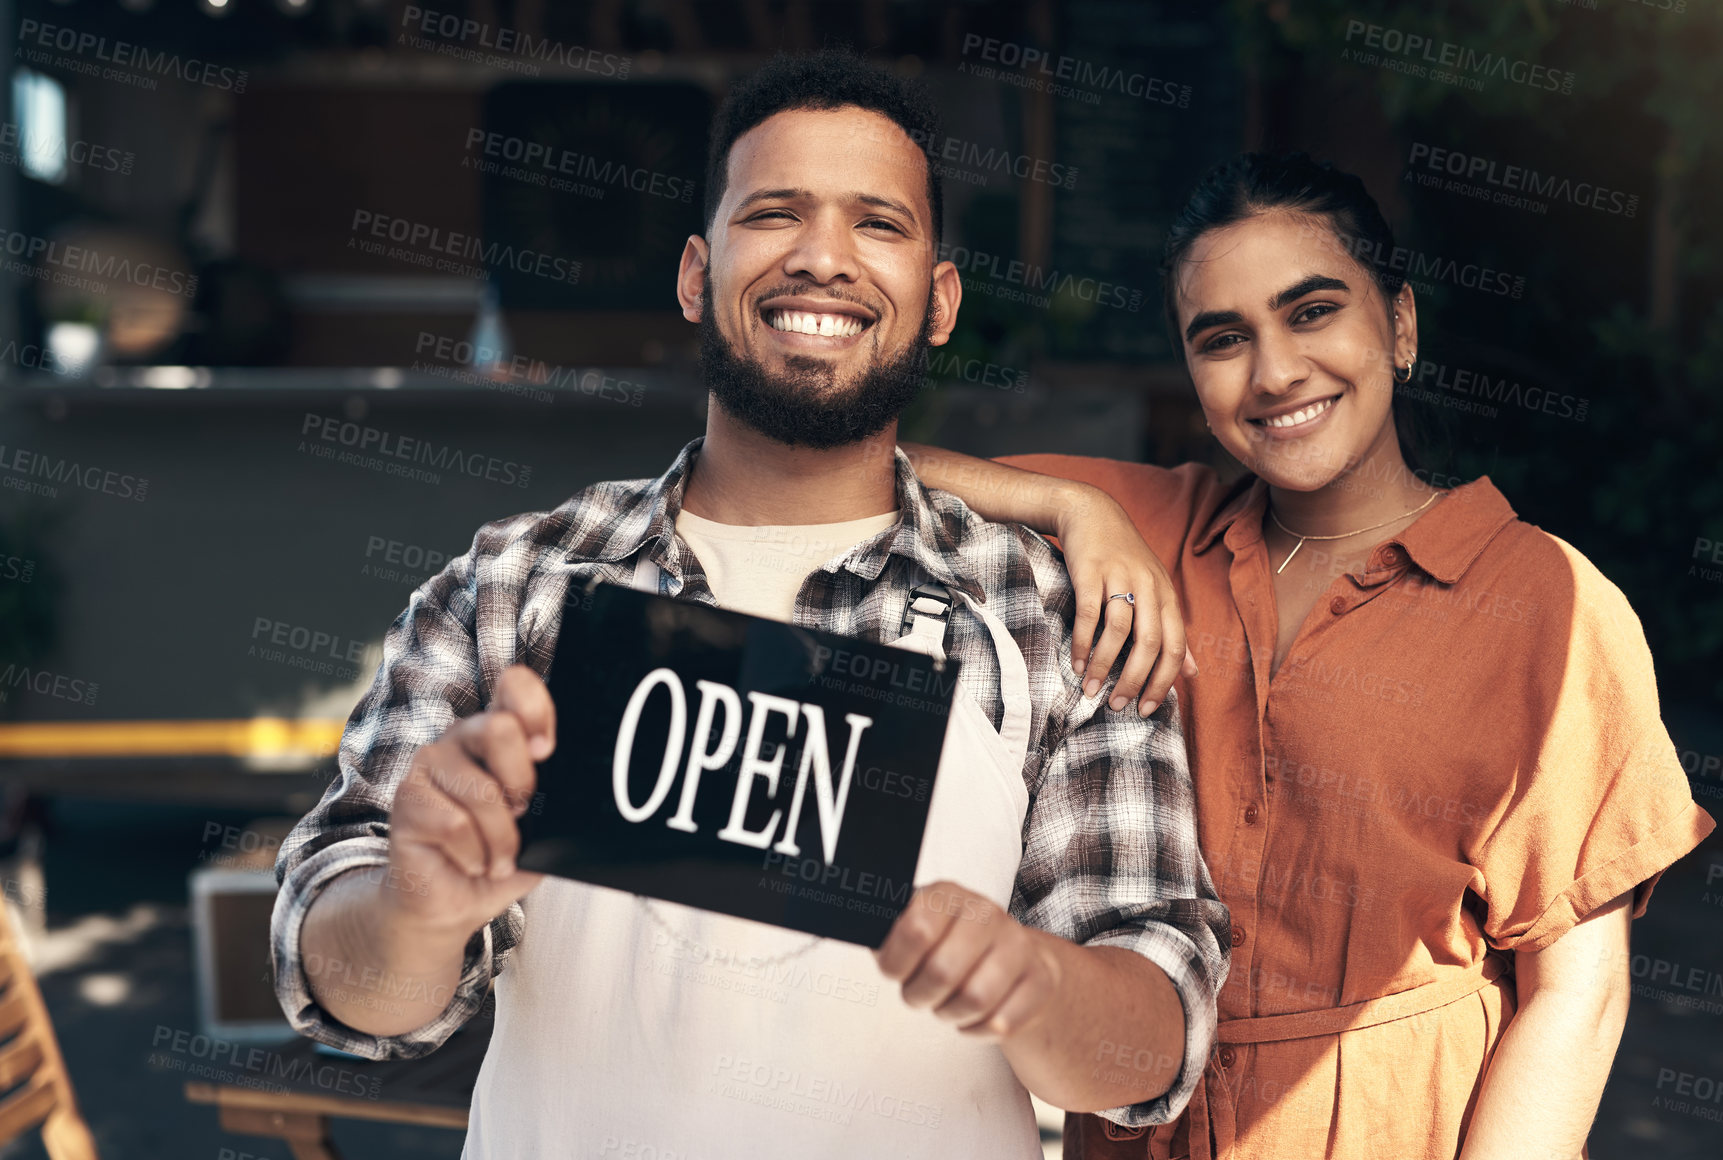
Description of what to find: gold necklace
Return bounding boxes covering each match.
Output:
[1267,491,1443,575]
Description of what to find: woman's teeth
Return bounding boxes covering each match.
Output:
[1260,397,1337,429]
[766,310,867,337]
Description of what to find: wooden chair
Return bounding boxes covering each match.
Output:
[0,909,98,1159]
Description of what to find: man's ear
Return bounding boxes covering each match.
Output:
[677,235,710,322]
[926,258,963,347]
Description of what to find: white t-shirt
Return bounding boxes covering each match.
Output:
[463,509,1041,1160]
[672,509,900,621]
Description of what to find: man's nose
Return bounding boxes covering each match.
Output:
[782,212,861,284]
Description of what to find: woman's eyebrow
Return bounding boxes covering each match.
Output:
[1184,308,1243,343]
[1184,274,1354,342]
[1269,274,1350,310]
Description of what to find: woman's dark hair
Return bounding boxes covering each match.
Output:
[1160,152,1438,472]
[704,48,944,247]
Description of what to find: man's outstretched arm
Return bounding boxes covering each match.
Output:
[271,515,550,1058]
[294,665,550,1038]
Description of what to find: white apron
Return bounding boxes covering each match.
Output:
[463,557,1040,1159]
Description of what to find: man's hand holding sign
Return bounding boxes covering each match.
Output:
[301,665,550,1039]
[877,882,1188,1111]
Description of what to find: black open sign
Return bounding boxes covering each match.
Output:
[518,582,958,946]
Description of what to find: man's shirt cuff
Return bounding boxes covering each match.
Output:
[1083,916,1220,1127]
[270,836,496,1060]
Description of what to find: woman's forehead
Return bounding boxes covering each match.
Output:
[1176,211,1378,312]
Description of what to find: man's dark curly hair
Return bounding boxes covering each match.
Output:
[703,48,944,247]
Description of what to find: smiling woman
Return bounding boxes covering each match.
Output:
[1166,157,1429,505]
[906,152,1714,1160]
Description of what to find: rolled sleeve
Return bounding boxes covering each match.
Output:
[270,835,520,1060]
[1083,899,1224,1128]
[1011,681,1231,1126]
[1468,546,1717,953]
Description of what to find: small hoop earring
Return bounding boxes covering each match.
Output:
[1393,354,1416,384]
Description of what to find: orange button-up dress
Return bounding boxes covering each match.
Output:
[1001,457,1715,1160]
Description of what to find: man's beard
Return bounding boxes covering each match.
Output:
[698,287,934,450]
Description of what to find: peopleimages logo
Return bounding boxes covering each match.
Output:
[958,34,1191,108]
[350,209,581,284]
[907,128,1077,191]
[917,347,1029,394]
[463,129,696,203]
[399,6,631,79]
[1342,20,1576,95]
[1295,220,1525,300]
[411,332,647,408]
[149,1025,380,1100]
[1402,357,1588,423]
[16,19,247,92]
[1406,144,1638,218]
[0,122,135,175]
[0,662,98,707]
[936,242,1144,312]
[0,441,149,502]
[298,413,532,488]
[0,229,197,298]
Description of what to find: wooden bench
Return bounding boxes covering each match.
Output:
[185,1007,491,1160]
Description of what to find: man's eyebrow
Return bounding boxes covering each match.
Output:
[854,193,919,223]
[730,188,921,226]
[1269,274,1350,311]
[732,187,812,214]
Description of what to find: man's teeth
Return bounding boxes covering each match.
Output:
[766,310,866,337]
[1261,397,1336,429]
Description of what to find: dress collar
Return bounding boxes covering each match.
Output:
[1192,472,1518,584]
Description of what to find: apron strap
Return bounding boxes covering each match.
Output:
[893,580,1033,769]
[897,582,956,661]
[629,551,662,594]
[950,591,1034,770]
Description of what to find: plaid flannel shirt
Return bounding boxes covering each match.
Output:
[271,437,1230,1127]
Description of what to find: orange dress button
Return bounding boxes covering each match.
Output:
[1219,1047,1238,1069]
[1329,596,1346,615]
[1244,804,1260,824]
[1231,925,1247,947]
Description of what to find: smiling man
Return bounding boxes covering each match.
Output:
[271,50,1228,1158]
